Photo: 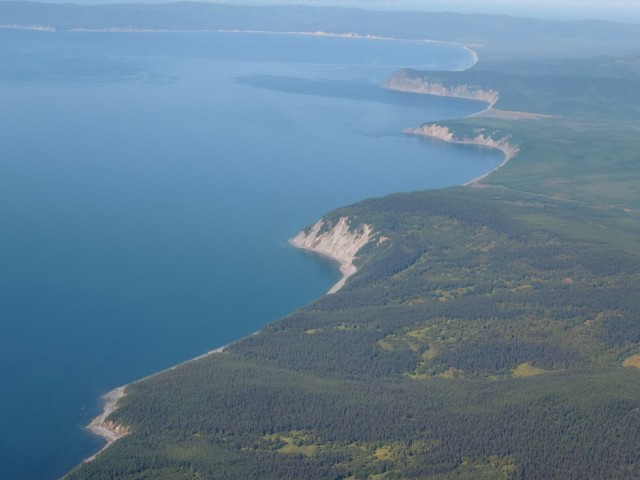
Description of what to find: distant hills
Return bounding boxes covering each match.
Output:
[2,1,640,58]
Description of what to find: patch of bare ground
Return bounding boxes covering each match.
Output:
[622,354,640,369]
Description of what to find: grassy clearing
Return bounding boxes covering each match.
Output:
[512,363,549,377]
[264,431,320,456]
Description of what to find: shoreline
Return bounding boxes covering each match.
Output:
[83,121,503,466]
[83,344,228,462]
[80,30,482,467]
[463,46,479,67]
[403,124,519,186]
[0,24,476,48]
[0,24,479,70]
[461,138,516,185]
[84,387,127,463]
[86,216,375,461]
[461,150,511,186]
[289,241,357,295]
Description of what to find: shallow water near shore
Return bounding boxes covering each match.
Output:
[0,29,502,478]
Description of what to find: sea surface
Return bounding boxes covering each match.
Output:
[0,29,502,479]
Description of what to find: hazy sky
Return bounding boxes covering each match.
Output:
[24,0,640,23]
[240,0,640,22]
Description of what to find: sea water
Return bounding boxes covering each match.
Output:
[0,29,502,478]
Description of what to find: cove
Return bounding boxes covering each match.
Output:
[0,29,503,479]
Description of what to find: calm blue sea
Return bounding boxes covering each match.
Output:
[0,29,502,478]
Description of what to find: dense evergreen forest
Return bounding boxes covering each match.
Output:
[17,3,635,479]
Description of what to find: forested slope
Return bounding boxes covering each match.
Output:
[57,5,640,480]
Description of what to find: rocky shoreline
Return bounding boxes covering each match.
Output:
[84,387,128,463]
[84,343,228,463]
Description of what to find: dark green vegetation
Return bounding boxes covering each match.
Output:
[20,3,635,479]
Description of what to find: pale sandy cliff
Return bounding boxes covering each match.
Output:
[289,217,373,294]
[384,69,499,107]
[405,124,519,160]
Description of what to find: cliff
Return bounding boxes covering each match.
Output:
[289,217,373,294]
[405,124,518,159]
[384,69,499,107]
[85,387,129,462]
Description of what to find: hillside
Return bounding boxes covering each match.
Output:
[2,1,640,57]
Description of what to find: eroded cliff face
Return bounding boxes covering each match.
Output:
[101,420,130,439]
[84,419,130,462]
[290,217,373,294]
[85,386,129,462]
[405,124,520,161]
[384,69,499,107]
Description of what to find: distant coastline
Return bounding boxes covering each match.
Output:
[382,67,527,186]
[0,25,479,69]
[217,29,480,57]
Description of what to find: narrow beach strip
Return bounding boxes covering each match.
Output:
[84,387,128,462]
[84,343,231,462]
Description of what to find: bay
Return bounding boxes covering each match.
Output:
[0,29,502,479]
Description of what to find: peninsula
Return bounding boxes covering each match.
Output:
[384,68,498,106]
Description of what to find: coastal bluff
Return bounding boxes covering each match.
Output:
[289,217,373,294]
[405,124,519,161]
[384,68,499,106]
[84,387,129,463]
